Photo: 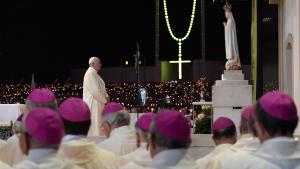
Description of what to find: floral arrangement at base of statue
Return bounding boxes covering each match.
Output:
[194,105,212,134]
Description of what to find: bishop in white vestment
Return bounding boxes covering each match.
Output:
[119,113,155,169]
[98,102,137,156]
[235,92,300,169]
[148,110,198,169]
[196,117,237,169]
[206,105,261,169]
[13,108,82,169]
[58,98,119,169]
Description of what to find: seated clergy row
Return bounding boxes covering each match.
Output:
[0,88,197,169]
[197,91,300,169]
[0,88,299,169]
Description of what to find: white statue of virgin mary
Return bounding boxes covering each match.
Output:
[223,3,241,70]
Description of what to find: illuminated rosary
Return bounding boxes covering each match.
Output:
[163,0,197,79]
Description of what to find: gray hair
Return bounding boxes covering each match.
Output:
[25,100,58,111]
[102,110,130,127]
[150,121,191,149]
[89,57,99,66]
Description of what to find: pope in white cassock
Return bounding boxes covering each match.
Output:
[119,113,155,169]
[223,3,241,70]
[236,92,300,169]
[98,102,137,156]
[58,98,119,169]
[206,105,260,169]
[83,57,108,136]
[12,108,83,169]
[148,110,198,169]
[196,117,237,169]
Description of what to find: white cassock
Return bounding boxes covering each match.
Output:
[206,134,261,169]
[119,143,151,169]
[120,163,145,169]
[98,126,137,156]
[0,135,23,166]
[12,149,83,169]
[224,11,241,70]
[0,139,6,149]
[228,134,260,153]
[83,67,107,137]
[232,137,300,169]
[0,161,9,169]
[0,138,10,169]
[148,149,198,169]
[196,143,232,169]
[59,135,119,169]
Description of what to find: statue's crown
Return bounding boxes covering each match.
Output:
[223,2,232,11]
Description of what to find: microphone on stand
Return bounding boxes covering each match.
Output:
[31,73,36,91]
[135,41,141,117]
[135,41,140,73]
[136,41,140,58]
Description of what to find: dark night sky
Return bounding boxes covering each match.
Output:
[0,0,251,83]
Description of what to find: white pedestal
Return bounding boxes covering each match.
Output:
[212,70,252,135]
[221,70,245,80]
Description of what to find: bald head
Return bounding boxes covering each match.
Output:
[89,57,102,72]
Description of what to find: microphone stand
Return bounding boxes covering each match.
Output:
[135,41,140,119]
